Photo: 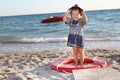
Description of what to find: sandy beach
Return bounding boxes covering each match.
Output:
[0,48,120,80]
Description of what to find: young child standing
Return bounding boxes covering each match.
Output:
[63,4,88,66]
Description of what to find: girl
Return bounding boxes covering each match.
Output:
[63,4,88,66]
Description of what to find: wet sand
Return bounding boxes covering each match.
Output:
[0,49,120,80]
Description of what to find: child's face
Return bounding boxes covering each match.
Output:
[71,10,81,21]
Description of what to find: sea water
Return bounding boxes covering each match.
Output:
[0,9,120,53]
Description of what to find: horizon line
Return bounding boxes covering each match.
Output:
[0,8,120,17]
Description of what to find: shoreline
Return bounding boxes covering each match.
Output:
[0,49,120,80]
[0,41,120,54]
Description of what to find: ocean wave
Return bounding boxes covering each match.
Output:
[21,37,67,43]
[0,36,120,43]
[85,37,120,41]
[0,36,67,43]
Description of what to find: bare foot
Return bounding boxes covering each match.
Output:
[75,63,78,66]
[80,62,84,67]
[81,64,83,67]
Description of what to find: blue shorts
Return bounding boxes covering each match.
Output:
[67,34,84,48]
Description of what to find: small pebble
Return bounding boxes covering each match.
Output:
[4,69,10,72]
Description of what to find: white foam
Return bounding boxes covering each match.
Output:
[21,37,67,43]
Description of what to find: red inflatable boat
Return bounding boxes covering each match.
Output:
[51,57,107,73]
[41,16,63,23]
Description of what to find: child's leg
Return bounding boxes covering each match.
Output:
[78,48,84,66]
[72,46,79,66]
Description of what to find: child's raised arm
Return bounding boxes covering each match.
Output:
[63,9,71,23]
[82,10,88,25]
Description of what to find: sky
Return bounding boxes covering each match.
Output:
[0,0,120,16]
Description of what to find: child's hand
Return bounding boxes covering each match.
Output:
[67,9,71,14]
